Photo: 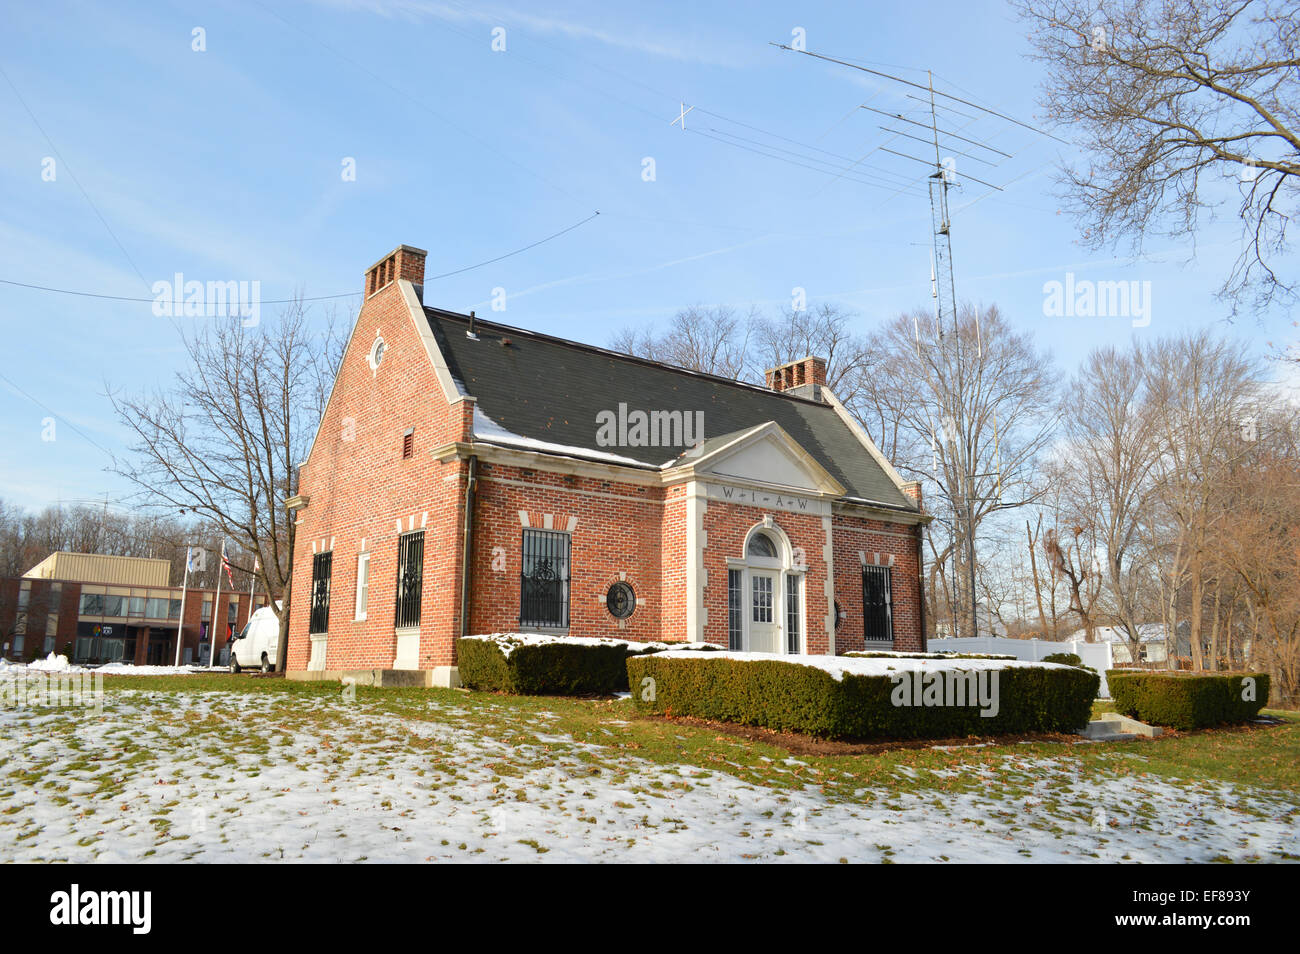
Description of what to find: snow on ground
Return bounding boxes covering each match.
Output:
[0,654,213,676]
[0,688,1294,863]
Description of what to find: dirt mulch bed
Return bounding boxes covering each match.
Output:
[640,712,1099,757]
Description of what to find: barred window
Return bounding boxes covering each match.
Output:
[862,565,893,643]
[394,532,424,629]
[786,574,801,654]
[727,569,743,650]
[309,552,332,634]
[520,530,569,629]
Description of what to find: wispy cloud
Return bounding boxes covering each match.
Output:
[316,0,755,67]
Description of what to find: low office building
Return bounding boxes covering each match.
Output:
[1,552,263,665]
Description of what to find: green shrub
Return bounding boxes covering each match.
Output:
[626,655,1098,741]
[458,636,671,696]
[1042,652,1083,667]
[1107,671,1269,729]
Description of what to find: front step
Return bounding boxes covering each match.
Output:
[1079,714,1164,741]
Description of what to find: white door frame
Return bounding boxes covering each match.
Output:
[732,522,805,655]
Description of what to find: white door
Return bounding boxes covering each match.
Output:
[748,571,780,653]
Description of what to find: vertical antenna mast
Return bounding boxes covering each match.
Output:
[769,43,1035,641]
[923,70,978,641]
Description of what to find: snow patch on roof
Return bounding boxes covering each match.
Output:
[472,407,655,468]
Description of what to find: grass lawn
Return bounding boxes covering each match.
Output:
[1,674,1296,863]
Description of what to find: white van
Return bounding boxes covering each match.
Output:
[228,606,281,673]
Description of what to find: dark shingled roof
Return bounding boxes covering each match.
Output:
[424,307,914,510]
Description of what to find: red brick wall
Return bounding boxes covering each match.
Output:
[467,463,667,644]
[659,484,689,641]
[698,501,831,652]
[287,273,469,673]
[831,513,924,652]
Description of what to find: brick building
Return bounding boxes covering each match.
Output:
[286,244,930,687]
[1,553,264,666]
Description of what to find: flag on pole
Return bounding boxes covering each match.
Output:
[221,541,235,588]
[187,546,205,574]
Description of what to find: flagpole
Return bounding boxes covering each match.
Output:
[209,540,225,668]
[174,547,191,667]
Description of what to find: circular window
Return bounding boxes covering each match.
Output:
[368,337,387,371]
[834,600,845,631]
[606,581,636,619]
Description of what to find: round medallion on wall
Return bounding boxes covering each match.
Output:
[606,581,636,619]
[367,336,387,373]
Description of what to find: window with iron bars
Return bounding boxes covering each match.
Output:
[519,529,570,629]
[862,564,893,643]
[309,551,332,634]
[394,531,424,629]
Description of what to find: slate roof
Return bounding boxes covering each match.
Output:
[424,307,914,510]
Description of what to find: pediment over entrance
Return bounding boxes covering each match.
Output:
[668,422,846,497]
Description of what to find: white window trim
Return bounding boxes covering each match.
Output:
[355,551,370,621]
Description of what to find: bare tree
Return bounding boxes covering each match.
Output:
[748,303,871,405]
[858,304,1059,638]
[1056,343,1163,660]
[108,299,345,669]
[1143,330,1262,669]
[1044,524,1103,641]
[611,305,754,379]
[1016,0,1300,311]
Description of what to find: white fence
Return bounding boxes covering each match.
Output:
[926,637,1115,697]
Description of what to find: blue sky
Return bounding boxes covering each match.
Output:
[1,0,1294,512]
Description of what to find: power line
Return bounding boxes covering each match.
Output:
[0,64,150,292]
[0,370,116,458]
[686,128,928,197]
[693,125,922,190]
[0,211,603,305]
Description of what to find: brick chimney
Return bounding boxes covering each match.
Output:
[364,244,427,299]
[765,356,828,398]
[901,480,923,509]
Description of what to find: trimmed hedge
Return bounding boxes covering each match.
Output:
[458,637,671,696]
[1042,652,1083,667]
[845,651,1017,661]
[626,655,1099,741]
[1107,671,1269,730]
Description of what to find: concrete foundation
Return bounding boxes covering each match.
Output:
[286,666,461,689]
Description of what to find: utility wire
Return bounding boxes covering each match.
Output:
[0,64,150,291]
[686,128,928,198]
[0,211,602,305]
